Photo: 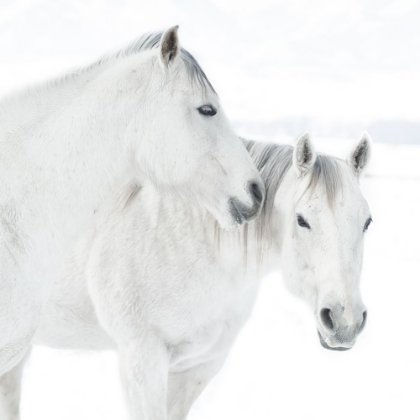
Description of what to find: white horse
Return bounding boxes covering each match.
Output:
[0,133,372,420]
[0,28,265,375]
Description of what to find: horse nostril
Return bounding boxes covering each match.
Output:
[249,181,264,206]
[320,308,335,332]
[359,310,368,333]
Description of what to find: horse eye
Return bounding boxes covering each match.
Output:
[198,104,217,117]
[297,214,310,229]
[363,217,372,233]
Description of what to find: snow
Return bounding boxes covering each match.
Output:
[1,1,420,419]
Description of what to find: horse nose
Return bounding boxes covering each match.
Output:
[229,180,265,225]
[248,180,265,207]
[320,307,368,335]
[318,305,366,351]
[320,307,335,332]
[359,310,368,333]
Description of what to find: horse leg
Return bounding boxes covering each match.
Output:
[0,241,47,376]
[119,336,170,420]
[0,347,31,420]
[166,355,227,420]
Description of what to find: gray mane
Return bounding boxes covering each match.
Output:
[242,139,344,250]
[0,31,215,122]
[84,31,216,93]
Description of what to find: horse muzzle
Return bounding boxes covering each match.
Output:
[228,180,265,225]
[317,331,354,351]
[316,305,367,351]
[229,198,260,225]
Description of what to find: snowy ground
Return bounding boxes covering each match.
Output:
[2,1,420,419]
[19,139,420,420]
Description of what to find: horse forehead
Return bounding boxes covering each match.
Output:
[169,58,217,99]
[298,193,366,236]
[305,177,366,214]
[168,73,217,104]
[336,185,369,222]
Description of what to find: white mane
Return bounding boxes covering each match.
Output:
[0,31,214,136]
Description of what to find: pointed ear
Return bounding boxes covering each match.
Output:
[347,132,372,177]
[159,26,180,68]
[293,132,316,176]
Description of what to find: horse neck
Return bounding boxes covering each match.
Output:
[0,61,145,259]
[191,200,282,282]
[0,62,107,135]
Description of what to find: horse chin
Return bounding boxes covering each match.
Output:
[228,198,261,226]
[317,331,352,352]
[210,193,263,229]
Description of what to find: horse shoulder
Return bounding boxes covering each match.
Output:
[34,219,114,349]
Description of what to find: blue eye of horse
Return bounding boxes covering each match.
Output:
[363,217,372,232]
[297,214,310,229]
[198,105,217,116]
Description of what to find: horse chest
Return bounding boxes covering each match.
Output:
[166,277,259,370]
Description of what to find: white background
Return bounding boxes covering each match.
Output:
[1,1,420,419]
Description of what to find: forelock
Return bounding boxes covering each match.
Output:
[112,31,216,94]
[305,155,344,207]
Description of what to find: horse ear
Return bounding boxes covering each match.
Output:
[347,132,372,177]
[159,26,180,68]
[293,132,316,176]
